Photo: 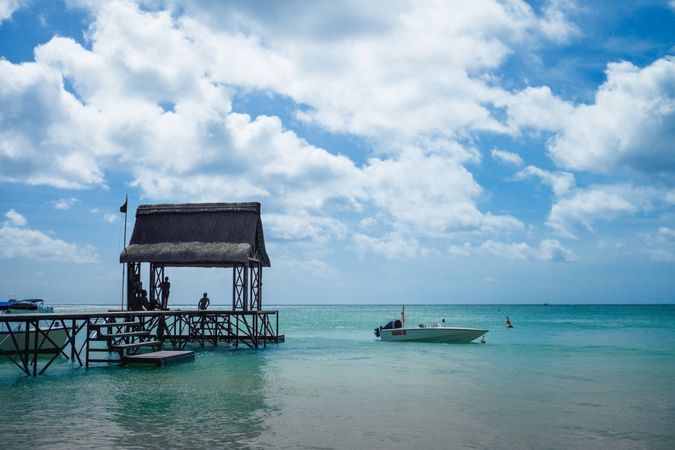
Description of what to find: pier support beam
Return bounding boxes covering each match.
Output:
[126,262,141,311]
[150,263,165,308]
[232,264,248,310]
[250,261,262,310]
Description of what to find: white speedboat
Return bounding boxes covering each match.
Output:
[374,306,488,343]
[0,298,68,354]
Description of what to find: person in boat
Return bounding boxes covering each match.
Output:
[160,276,170,309]
[198,292,210,310]
[506,316,513,328]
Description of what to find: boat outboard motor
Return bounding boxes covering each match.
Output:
[375,319,403,337]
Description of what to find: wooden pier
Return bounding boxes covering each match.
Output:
[1,202,286,376]
[0,309,283,376]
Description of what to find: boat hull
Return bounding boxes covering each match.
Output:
[0,327,68,354]
[378,327,487,343]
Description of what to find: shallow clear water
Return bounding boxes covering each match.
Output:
[1,304,674,449]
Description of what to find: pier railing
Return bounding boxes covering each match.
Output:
[0,309,283,376]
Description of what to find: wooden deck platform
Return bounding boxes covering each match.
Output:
[121,350,195,367]
[0,309,282,376]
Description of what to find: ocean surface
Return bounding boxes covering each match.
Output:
[1,304,674,449]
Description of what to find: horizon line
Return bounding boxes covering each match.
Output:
[49,302,675,306]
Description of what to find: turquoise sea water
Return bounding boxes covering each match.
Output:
[1,304,674,449]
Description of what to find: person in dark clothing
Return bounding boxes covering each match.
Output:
[130,281,143,311]
[148,297,159,311]
[140,289,150,310]
[160,276,170,309]
[198,292,210,310]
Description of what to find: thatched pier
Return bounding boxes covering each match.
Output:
[1,202,286,376]
[120,202,271,312]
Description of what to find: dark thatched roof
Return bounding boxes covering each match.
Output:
[119,202,270,267]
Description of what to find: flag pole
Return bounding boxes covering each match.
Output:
[121,195,128,311]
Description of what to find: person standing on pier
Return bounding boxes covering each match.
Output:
[198,292,210,310]
[160,276,171,309]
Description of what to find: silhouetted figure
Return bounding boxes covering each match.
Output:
[130,280,143,311]
[148,297,159,311]
[198,292,210,310]
[160,276,170,309]
[140,289,150,310]
[506,316,513,328]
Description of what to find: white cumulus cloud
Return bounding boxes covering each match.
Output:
[546,185,657,238]
[644,227,675,262]
[0,0,25,24]
[51,197,79,210]
[173,0,578,148]
[354,232,432,261]
[449,238,576,262]
[5,208,27,226]
[0,210,97,262]
[103,212,119,223]
[514,165,575,196]
[364,150,523,235]
[491,148,524,166]
[502,56,675,182]
[548,57,675,177]
[10,0,665,253]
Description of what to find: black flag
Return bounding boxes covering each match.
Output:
[120,197,128,213]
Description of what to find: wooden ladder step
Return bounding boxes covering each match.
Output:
[100,330,150,338]
[91,321,142,328]
[111,340,161,350]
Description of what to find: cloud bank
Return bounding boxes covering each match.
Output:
[0,210,97,263]
[0,0,672,266]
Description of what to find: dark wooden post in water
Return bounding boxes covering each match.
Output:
[250,260,262,310]
[149,263,164,307]
[126,262,141,311]
[233,263,248,311]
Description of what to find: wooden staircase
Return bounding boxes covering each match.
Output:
[86,319,161,365]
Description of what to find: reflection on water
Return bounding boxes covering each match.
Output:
[109,349,271,448]
[0,347,273,448]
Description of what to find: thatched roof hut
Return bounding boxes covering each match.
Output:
[119,202,270,267]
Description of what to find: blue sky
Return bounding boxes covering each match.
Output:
[0,0,674,305]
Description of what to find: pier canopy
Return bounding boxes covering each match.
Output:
[119,202,270,268]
